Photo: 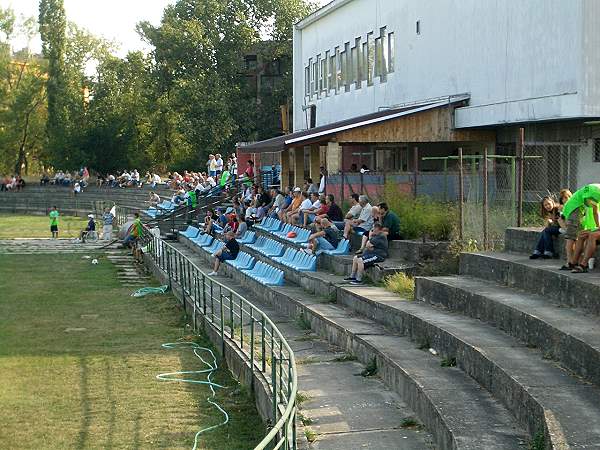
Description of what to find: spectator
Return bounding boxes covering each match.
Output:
[289,191,311,225]
[277,187,294,221]
[559,184,600,271]
[40,173,50,186]
[208,154,217,178]
[321,194,344,226]
[305,178,319,194]
[236,215,248,238]
[318,167,327,194]
[73,182,81,196]
[102,207,114,240]
[219,165,231,188]
[355,206,381,254]
[306,218,340,254]
[203,210,216,235]
[530,196,562,259]
[343,195,373,240]
[244,160,255,180]
[267,188,285,218]
[230,154,238,181]
[344,223,388,285]
[215,154,224,176]
[49,206,59,239]
[123,212,143,248]
[79,214,96,243]
[345,194,362,221]
[302,192,322,227]
[151,173,161,188]
[208,230,239,276]
[149,191,161,206]
[378,202,402,241]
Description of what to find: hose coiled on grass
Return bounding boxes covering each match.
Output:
[156,342,229,450]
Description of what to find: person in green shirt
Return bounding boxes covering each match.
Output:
[220,168,231,188]
[560,184,600,271]
[49,206,59,239]
[378,202,401,240]
[124,212,144,248]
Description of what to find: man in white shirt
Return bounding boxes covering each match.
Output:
[290,191,312,225]
[343,195,373,239]
[318,167,327,194]
[215,154,224,175]
[302,192,321,226]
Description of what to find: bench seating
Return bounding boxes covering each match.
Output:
[225,252,256,270]
[242,261,284,286]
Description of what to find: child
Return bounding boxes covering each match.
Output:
[49,206,59,239]
[530,197,561,259]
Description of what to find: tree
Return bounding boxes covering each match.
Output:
[39,0,67,166]
[0,7,47,175]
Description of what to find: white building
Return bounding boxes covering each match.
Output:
[244,0,600,198]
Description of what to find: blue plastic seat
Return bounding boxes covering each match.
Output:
[226,252,256,270]
[289,228,311,244]
[263,240,284,257]
[180,226,200,238]
[239,231,257,244]
[272,248,295,264]
[274,224,293,238]
[242,262,284,286]
[247,236,267,252]
[191,233,213,248]
[265,219,283,232]
[320,239,351,256]
[255,217,274,231]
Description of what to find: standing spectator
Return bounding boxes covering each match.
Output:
[123,212,143,248]
[318,166,327,194]
[215,154,224,176]
[208,231,239,276]
[49,206,59,239]
[230,154,238,181]
[208,154,217,178]
[343,195,373,240]
[102,207,114,240]
[344,223,388,285]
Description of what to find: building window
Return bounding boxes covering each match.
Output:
[304,65,310,97]
[376,27,387,81]
[328,50,336,93]
[387,32,395,73]
[323,51,330,95]
[376,147,409,172]
[416,20,421,35]
[354,37,362,89]
[343,42,351,92]
[367,32,374,86]
[316,55,323,96]
[311,58,317,97]
[594,138,600,162]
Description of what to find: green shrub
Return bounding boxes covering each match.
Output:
[383,182,455,241]
[384,272,415,299]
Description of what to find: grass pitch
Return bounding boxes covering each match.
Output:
[0,253,264,449]
[0,213,89,239]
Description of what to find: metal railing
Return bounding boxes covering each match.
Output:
[143,233,298,450]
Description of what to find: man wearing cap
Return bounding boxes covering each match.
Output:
[102,207,114,240]
[208,231,239,276]
[80,214,96,243]
[285,188,303,223]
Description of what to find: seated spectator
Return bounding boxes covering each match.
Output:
[203,210,216,234]
[305,178,319,194]
[344,223,388,285]
[277,187,294,221]
[267,188,285,218]
[0,175,7,191]
[378,202,401,241]
[149,191,161,206]
[151,173,161,188]
[72,182,81,196]
[289,191,311,225]
[284,188,302,223]
[355,207,380,254]
[79,214,96,243]
[530,196,562,259]
[318,194,344,227]
[559,184,600,271]
[302,192,322,227]
[40,173,50,186]
[306,218,340,254]
[343,195,373,240]
[236,215,248,238]
[208,231,239,276]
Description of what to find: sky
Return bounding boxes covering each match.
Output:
[3,0,330,57]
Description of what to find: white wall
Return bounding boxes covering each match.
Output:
[293,0,599,132]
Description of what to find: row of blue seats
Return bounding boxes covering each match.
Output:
[247,236,285,258]
[179,226,284,286]
[273,248,317,271]
[255,218,351,256]
[144,200,176,218]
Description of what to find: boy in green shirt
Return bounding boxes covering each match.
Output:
[49,206,59,239]
[560,184,600,272]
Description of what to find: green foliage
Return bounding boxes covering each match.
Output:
[529,430,546,450]
[384,182,455,241]
[440,357,457,367]
[383,272,415,299]
[361,357,378,377]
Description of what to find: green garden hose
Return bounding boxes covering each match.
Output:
[130,285,169,297]
[156,342,230,450]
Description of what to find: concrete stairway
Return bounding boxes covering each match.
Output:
[177,234,528,449]
[415,227,600,448]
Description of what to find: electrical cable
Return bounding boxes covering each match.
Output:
[156,342,230,450]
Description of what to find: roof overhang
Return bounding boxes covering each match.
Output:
[239,95,470,153]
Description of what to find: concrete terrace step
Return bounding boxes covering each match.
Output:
[460,251,600,316]
[174,241,527,449]
[415,275,600,386]
[336,285,600,448]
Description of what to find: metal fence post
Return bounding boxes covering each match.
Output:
[458,147,464,240]
[413,146,419,198]
[517,127,525,227]
[483,147,489,250]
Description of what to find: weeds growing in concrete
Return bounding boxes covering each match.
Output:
[361,357,378,377]
[383,272,415,298]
